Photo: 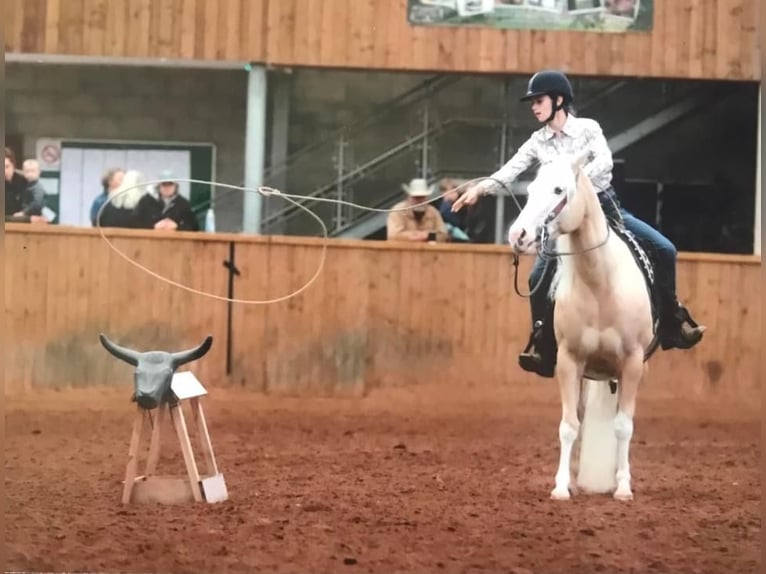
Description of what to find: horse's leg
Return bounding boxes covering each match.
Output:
[614,349,645,501]
[552,347,583,501]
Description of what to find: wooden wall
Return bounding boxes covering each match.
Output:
[4,0,760,81]
[5,225,760,404]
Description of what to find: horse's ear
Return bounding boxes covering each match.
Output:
[571,150,591,174]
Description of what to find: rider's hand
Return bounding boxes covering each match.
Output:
[451,180,492,212]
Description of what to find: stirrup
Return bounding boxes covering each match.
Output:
[522,320,544,353]
[675,304,700,329]
[519,320,556,378]
[660,316,705,350]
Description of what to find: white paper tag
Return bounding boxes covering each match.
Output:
[171,371,208,400]
[41,206,57,221]
[201,474,229,503]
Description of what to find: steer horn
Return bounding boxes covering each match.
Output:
[170,336,213,368]
[99,333,141,366]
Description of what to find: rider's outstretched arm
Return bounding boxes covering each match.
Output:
[483,137,538,195]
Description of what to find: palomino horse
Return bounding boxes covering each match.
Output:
[507,151,655,501]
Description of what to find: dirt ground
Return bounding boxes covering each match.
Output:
[6,381,761,574]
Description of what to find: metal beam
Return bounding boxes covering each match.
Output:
[5,52,249,69]
[494,79,510,245]
[335,211,389,239]
[607,97,703,154]
[267,72,292,234]
[755,87,761,256]
[243,65,268,234]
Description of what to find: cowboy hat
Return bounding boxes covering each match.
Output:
[401,178,434,197]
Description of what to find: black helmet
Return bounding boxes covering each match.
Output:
[520,70,574,105]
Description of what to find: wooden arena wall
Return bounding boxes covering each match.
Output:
[4,0,760,81]
[5,225,760,404]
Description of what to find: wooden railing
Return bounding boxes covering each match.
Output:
[4,0,760,81]
[5,224,760,402]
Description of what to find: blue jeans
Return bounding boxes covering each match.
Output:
[528,190,678,328]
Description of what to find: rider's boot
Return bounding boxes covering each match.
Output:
[660,300,706,351]
[519,315,557,379]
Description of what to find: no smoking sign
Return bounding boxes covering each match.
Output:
[36,138,62,170]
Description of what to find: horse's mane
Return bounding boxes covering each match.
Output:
[547,166,599,301]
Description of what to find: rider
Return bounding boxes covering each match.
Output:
[452,69,705,378]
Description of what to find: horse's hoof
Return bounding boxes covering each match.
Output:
[613,489,633,501]
[551,488,571,501]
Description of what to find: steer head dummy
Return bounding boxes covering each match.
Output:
[99,333,213,410]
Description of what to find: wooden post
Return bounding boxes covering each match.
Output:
[191,397,219,477]
[169,402,204,502]
[122,407,146,504]
[145,403,166,476]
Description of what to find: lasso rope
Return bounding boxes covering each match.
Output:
[95,177,518,305]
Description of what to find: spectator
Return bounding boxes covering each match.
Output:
[135,170,200,232]
[91,168,125,226]
[464,197,494,243]
[20,159,47,217]
[5,147,29,217]
[438,178,471,242]
[98,169,146,228]
[386,178,448,243]
[5,148,47,224]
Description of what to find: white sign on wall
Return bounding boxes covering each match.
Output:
[58,146,192,227]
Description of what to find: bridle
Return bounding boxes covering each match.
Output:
[510,178,613,298]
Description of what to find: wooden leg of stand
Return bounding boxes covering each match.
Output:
[145,403,166,476]
[170,402,203,502]
[122,407,145,505]
[191,397,219,476]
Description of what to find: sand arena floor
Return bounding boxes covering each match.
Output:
[6,381,761,574]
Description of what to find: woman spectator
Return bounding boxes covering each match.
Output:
[98,169,146,228]
[91,167,125,226]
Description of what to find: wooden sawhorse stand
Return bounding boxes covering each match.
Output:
[122,372,228,505]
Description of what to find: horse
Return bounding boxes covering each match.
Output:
[507,150,657,501]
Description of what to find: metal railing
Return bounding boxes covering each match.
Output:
[261,78,638,235]
[262,74,462,184]
[189,76,710,238]
[188,73,463,227]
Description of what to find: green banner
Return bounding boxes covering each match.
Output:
[407,0,653,32]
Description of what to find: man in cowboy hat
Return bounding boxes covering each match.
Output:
[386,177,448,243]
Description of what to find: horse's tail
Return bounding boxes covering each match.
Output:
[576,378,619,494]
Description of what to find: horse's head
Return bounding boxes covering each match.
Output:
[99,334,213,409]
[507,150,591,253]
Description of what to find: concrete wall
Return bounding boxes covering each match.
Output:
[285,69,431,154]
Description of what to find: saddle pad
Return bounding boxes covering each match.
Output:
[609,220,659,329]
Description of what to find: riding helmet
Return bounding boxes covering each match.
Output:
[520,70,574,105]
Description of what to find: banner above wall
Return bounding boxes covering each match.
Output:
[407,0,653,33]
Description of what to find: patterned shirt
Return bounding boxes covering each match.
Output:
[486,115,614,194]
